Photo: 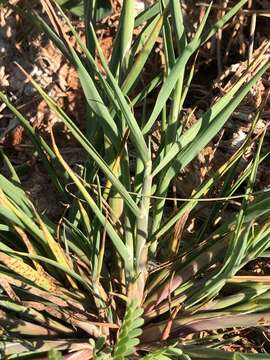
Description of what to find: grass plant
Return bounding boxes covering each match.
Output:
[1,0,270,358]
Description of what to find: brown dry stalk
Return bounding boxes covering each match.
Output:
[41,0,70,45]
[35,207,78,289]
[0,273,65,305]
[160,303,182,341]
[0,252,57,291]
[168,209,190,257]
[14,225,46,275]
[230,276,270,283]
[0,277,20,302]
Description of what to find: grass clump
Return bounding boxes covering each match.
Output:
[1,0,270,358]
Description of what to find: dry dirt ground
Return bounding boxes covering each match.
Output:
[1,0,270,353]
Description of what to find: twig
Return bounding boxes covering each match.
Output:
[248,13,257,65]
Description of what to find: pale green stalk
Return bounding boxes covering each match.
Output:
[134,157,152,302]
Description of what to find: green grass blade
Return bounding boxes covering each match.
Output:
[164,58,270,181]
[121,14,164,95]
[51,134,134,273]
[143,0,248,135]
[110,0,135,76]
[91,25,150,165]
[18,70,140,217]
[0,92,66,196]
[170,0,186,55]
